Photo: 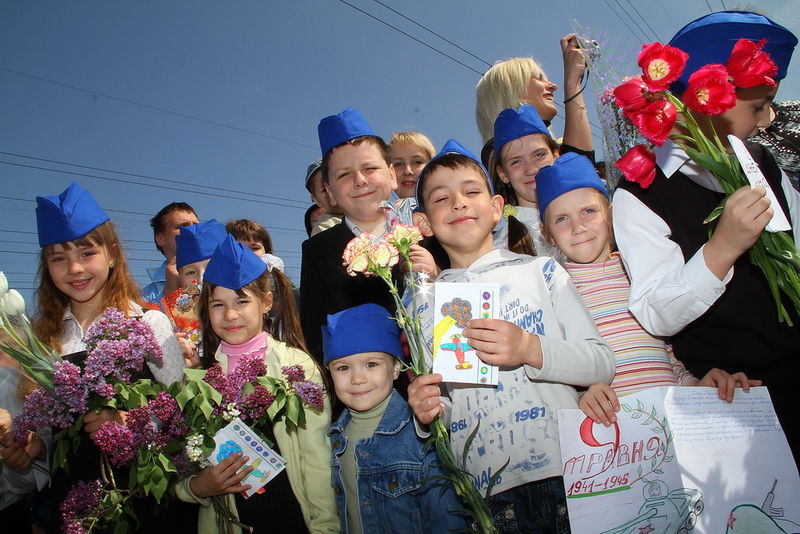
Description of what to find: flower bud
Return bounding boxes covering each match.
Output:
[2,289,26,316]
[0,271,7,298]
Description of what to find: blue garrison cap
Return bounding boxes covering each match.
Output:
[36,182,110,247]
[669,11,797,94]
[493,105,551,158]
[415,139,494,206]
[318,107,377,157]
[175,220,228,269]
[322,304,404,365]
[536,153,609,222]
[203,234,267,290]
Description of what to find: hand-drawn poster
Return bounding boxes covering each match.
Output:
[209,418,287,498]
[432,282,499,385]
[557,387,800,533]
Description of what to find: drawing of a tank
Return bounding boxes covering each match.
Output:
[602,481,704,534]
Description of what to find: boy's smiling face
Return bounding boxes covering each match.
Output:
[329,351,400,412]
[324,141,396,230]
[418,164,503,269]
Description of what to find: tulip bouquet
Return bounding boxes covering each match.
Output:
[342,225,500,534]
[613,39,800,324]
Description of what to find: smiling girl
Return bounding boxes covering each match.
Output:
[388,131,435,199]
[178,235,336,533]
[33,182,186,531]
[537,154,761,427]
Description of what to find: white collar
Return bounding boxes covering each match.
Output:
[655,139,724,193]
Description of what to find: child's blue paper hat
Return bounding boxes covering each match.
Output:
[415,139,494,206]
[318,107,377,157]
[493,105,551,158]
[36,182,110,247]
[669,11,797,94]
[175,219,228,269]
[321,303,404,365]
[203,234,267,290]
[536,153,608,222]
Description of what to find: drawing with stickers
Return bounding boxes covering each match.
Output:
[432,283,499,385]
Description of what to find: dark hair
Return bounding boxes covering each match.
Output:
[149,202,197,254]
[198,268,307,368]
[417,152,536,257]
[225,219,273,254]
[320,136,391,184]
[304,204,323,237]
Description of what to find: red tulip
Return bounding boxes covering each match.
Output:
[727,38,778,88]
[638,42,689,92]
[627,98,676,146]
[683,64,737,116]
[615,145,657,189]
[614,76,650,112]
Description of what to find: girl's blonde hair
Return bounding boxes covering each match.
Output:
[389,131,436,160]
[475,57,546,143]
[34,220,141,352]
[197,268,307,368]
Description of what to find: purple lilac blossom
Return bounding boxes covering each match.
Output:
[239,384,275,422]
[294,381,324,410]
[12,388,73,444]
[281,365,305,384]
[94,422,137,467]
[52,361,89,413]
[60,479,103,533]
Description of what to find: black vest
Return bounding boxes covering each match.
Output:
[617,143,800,385]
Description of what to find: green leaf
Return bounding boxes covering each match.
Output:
[183,368,208,382]
[620,404,631,413]
[285,394,302,426]
[461,420,481,471]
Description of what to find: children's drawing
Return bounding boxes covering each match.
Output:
[557,387,800,533]
[724,479,800,533]
[216,440,243,462]
[602,481,703,534]
[432,283,499,385]
[439,334,475,370]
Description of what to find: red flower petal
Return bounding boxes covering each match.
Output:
[614,76,650,112]
[627,98,677,146]
[638,42,689,92]
[615,145,656,189]
[727,38,778,88]
[683,64,737,115]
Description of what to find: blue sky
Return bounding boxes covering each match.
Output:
[1,0,798,307]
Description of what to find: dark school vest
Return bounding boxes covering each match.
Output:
[617,143,800,385]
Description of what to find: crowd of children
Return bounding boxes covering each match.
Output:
[1,9,799,534]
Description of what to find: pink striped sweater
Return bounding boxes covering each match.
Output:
[565,253,697,395]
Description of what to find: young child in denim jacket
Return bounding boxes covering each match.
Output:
[323,303,467,534]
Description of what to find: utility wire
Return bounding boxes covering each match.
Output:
[612,0,652,43]
[0,151,309,208]
[623,0,663,42]
[371,0,492,68]
[604,0,645,45]
[0,193,305,235]
[704,0,714,13]
[0,67,317,150]
[0,160,308,217]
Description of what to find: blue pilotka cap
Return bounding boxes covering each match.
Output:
[668,10,797,94]
[36,182,110,247]
[493,105,551,158]
[203,234,267,290]
[317,107,377,157]
[536,152,609,222]
[175,219,228,269]
[415,138,494,207]
[321,304,404,366]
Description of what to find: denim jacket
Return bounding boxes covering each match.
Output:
[329,389,468,534]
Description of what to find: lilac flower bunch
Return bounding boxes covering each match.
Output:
[293,380,323,410]
[82,308,163,395]
[60,480,103,534]
[95,392,188,466]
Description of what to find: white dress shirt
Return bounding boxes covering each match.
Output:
[612,139,800,336]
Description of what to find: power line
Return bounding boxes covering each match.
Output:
[623,0,663,42]
[704,0,714,13]
[604,0,646,45]
[336,0,485,76]
[0,67,318,151]
[0,160,308,217]
[0,150,308,208]
[612,0,653,43]
[371,0,491,68]
[0,195,307,234]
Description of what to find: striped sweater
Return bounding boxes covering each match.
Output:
[565,253,697,395]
